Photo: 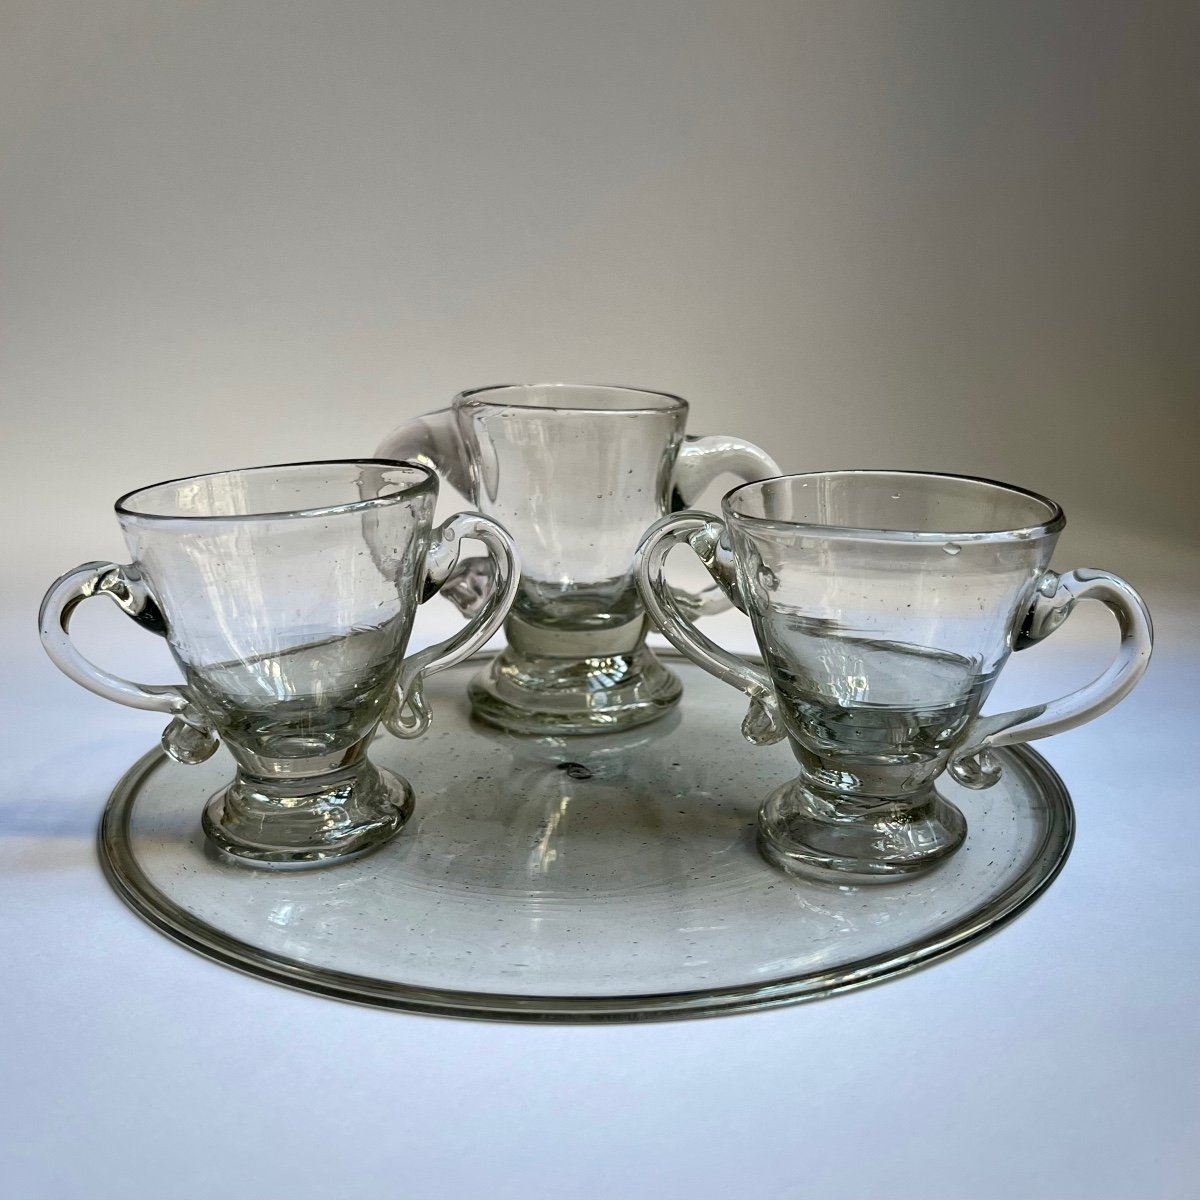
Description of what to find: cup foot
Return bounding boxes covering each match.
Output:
[467,644,682,736]
[757,779,967,884]
[202,760,414,868]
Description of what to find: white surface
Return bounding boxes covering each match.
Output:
[3,549,1198,1200]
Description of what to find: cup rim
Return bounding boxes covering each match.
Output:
[115,459,438,523]
[722,469,1066,541]
[454,382,688,414]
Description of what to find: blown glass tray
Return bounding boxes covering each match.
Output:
[99,654,1074,1022]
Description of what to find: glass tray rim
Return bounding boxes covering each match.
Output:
[97,654,1075,1024]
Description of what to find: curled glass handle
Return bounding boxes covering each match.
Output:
[38,562,219,764]
[375,408,491,616]
[635,511,786,745]
[384,512,519,739]
[949,568,1153,788]
[375,407,474,498]
[668,436,781,619]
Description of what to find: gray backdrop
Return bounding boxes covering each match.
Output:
[3,0,1196,585]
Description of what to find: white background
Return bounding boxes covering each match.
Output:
[3,3,1198,1197]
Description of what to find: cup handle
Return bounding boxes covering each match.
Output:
[375,407,475,499]
[38,562,219,764]
[384,512,519,738]
[376,409,495,617]
[668,436,781,618]
[949,568,1153,788]
[635,511,786,745]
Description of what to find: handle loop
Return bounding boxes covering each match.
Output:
[376,408,501,618]
[38,562,219,763]
[384,511,519,738]
[667,435,780,619]
[375,407,474,498]
[949,568,1153,787]
[635,512,786,744]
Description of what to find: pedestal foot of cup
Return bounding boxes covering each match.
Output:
[467,644,682,736]
[757,779,967,884]
[201,759,414,868]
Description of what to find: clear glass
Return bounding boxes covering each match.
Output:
[636,471,1152,882]
[99,654,1075,1021]
[39,460,518,866]
[377,383,779,734]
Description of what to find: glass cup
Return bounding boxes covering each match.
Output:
[636,471,1153,882]
[39,460,518,867]
[376,383,779,734]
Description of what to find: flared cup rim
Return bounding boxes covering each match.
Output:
[454,382,688,414]
[722,469,1066,541]
[115,459,437,523]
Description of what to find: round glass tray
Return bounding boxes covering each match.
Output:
[99,654,1074,1022]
